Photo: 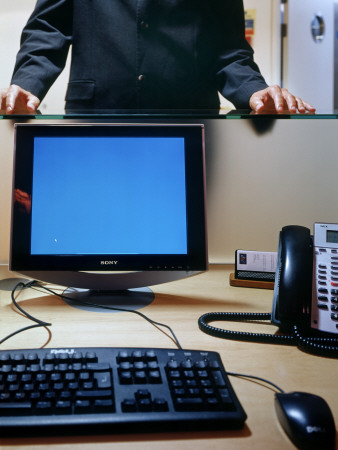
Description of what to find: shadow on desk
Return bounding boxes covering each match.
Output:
[3,284,260,312]
[154,292,259,310]
[0,425,252,446]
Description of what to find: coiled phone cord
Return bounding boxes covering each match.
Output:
[198,311,338,357]
[292,324,338,357]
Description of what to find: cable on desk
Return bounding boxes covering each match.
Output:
[33,283,182,350]
[198,311,295,345]
[226,371,285,394]
[1,281,182,350]
[0,281,52,344]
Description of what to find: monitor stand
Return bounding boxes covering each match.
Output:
[61,287,155,313]
[0,277,29,291]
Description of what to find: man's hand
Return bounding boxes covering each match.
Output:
[249,85,316,114]
[0,84,40,114]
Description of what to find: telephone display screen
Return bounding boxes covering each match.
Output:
[326,230,338,244]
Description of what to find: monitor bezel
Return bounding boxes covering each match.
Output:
[10,123,208,277]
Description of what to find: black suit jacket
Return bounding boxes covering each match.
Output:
[11,0,268,110]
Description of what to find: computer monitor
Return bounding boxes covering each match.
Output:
[10,123,208,310]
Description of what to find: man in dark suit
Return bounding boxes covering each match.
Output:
[0,0,315,114]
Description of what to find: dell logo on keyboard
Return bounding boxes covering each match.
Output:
[101,260,118,265]
[51,349,76,355]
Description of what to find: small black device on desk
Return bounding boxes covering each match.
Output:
[275,391,336,450]
[0,347,246,436]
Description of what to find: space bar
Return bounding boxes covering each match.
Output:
[0,402,32,414]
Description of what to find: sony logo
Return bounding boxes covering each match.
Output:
[100,260,118,265]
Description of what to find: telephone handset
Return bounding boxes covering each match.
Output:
[271,225,313,332]
[198,224,338,357]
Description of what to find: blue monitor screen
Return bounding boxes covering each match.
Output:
[31,136,187,255]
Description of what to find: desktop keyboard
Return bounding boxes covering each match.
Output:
[0,347,247,436]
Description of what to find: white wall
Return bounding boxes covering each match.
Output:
[0,1,36,86]
[243,0,281,85]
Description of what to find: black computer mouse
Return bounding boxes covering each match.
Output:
[275,391,336,450]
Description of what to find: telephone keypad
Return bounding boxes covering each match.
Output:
[312,228,338,333]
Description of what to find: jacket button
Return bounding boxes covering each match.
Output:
[140,21,149,30]
[138,74,146,82]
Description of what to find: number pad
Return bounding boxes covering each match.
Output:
[312,224,338,333]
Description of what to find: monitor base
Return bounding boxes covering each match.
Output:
[0,278,30,291]
[62,287,155,312]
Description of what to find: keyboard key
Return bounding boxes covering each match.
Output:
[121,398,137,412]
[153,398,168,412]
[175,397,204,411]
[75,399,91,413]
[0,402,32,415]
[94,399,114,411]
[149,370,161,383]
[75,389,113,400]
[36,401,53,413]
[55,400,72,413]
[87,363,110,371]
[211,371,226,387]
[119,371,133,384]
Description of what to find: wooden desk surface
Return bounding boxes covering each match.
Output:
[0,264,337,450]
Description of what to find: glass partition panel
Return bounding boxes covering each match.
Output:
[1,112,338,266]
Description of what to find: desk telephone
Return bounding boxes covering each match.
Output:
[199,223,338,357]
